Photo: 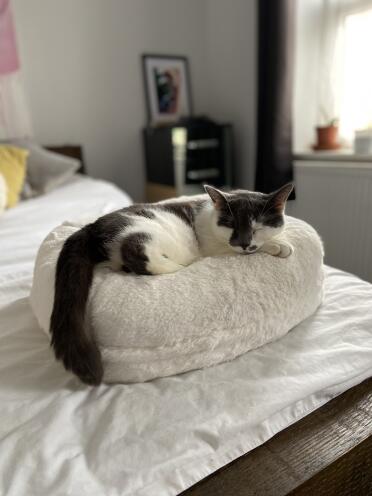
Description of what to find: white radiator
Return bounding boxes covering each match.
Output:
[288,160,372,283]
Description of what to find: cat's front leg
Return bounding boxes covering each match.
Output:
[260,240,293,258]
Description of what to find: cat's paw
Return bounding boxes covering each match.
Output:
[277,242,294,258]
[261,241,293,258]
[261,242,281,256]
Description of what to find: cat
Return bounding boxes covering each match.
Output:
[50,182,293,385]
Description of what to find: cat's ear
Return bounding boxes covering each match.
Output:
[268,183,294,211]
[204,185,227,209]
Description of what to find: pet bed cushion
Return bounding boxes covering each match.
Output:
[30,216,324,383]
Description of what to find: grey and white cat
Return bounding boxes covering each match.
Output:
[51,183,293,385]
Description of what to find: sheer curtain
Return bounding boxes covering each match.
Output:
[0,0,32,140]
[317,0,372,142]
[338,3,372,140]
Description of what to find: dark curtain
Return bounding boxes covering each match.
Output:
[255,0,295,196]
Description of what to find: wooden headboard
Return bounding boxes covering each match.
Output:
[45,145,86,174]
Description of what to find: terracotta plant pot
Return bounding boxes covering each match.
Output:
[313,125,341,150]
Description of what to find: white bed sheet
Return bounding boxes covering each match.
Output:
[0,176,372,496]
[0,175,130,288]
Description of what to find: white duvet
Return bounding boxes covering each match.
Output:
[1,175,372,496]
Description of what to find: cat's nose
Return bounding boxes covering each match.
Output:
[241,244,248,251]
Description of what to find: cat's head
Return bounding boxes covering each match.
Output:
[204,183,293,255]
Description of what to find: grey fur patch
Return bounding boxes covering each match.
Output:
[120,232,151,275]
[90,210,133,261]
[160,202,196,226]
[160,200,206,236]
[125,205,156,219]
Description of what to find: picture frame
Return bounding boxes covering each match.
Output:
[142,54,193,126]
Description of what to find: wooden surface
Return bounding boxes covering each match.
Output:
[146,182,177,202]
[181,377,372,496]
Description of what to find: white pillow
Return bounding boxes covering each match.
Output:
[26,142,80,194]
[10,141,80,196]
[31,216,324,384]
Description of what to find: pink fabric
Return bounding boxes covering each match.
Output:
[0,0,19,75]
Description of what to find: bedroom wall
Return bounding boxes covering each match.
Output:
[12,0,257,200]
[204,0,257,189]
[12,0,209,201]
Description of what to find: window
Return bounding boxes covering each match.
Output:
[294,0,372,151]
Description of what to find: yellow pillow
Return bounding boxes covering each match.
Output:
[0,145,29,208]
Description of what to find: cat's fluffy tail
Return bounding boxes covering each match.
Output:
[50,225,103,385]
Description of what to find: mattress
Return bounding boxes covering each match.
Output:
[1,175,372,496]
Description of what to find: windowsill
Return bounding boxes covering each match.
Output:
[293,149,372,163]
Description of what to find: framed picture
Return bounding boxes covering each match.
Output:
[142,54,192,126]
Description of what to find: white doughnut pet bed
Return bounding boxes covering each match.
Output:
[30,216,324,383]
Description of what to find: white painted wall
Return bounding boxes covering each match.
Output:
[13,0,257,199]
[13,0,209,200]
[204,0,257,188]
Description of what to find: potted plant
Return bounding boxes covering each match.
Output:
[313,118,341,150]
[313,107,341,150]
